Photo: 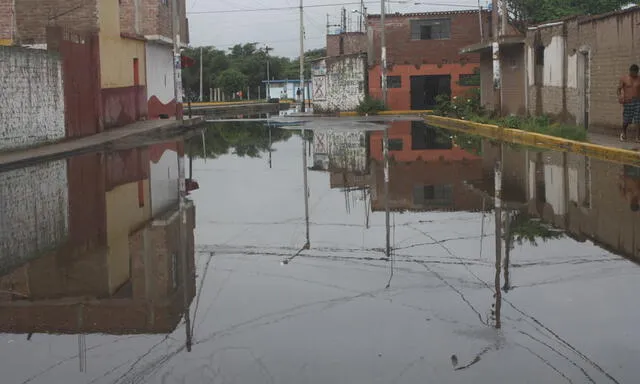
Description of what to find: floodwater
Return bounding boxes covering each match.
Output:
[1,120,639,384]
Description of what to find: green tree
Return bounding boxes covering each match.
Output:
[507,0,636,31]
[216,69,248,95]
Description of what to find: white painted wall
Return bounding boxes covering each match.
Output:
[312,55,366,112]
[146,43,175,104]
[0,160,68,274]
[544,163,566,215]
[567,53,577,89]
[0,47,64,151]
[150,149,179,216]
[527,47,535,87]
[313,130,367,172]
[543,36,564,87]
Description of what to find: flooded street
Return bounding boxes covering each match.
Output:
[1,121,640,383]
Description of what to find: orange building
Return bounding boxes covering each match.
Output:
[367,10,489,110]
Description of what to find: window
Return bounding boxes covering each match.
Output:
[411,19,451,40]
[459,73,480,87]
[161,0,168,5]
[413,185,453,206]
[383,139,404,151]
[381,75,402,88]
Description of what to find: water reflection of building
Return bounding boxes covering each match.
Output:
[369,122,484,211]
[0,140,196,334]
[313,129,370,190]
[477,139,640,261]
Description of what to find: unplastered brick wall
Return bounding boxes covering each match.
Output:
[0,160,68,276]
[0,46,65,151]
[367,11,488,66]
[0,0,15,41]
[14,0,98,44]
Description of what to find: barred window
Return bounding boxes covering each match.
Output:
[410,19,451,40]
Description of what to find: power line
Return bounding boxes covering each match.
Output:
[188,1,477,14]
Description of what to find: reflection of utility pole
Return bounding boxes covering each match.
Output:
[178,149,193,352]
[268,125,273,169]
[384,124,390,258]
[503,211,512,292]
[493,143,503,329]
[302,130,310,248]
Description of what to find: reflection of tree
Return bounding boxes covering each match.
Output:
[453,133,482,155]
[507,211,564,247]
[190,122,293,159]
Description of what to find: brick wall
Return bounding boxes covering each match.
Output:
[367,11,488,66]
[14,0,98,44]
[312,54,367,112]
[0,46,65,150]
[0,0,16,43]
[526,9,640,133]
[327,32,367,57]
[368,62,480,110]
[0,160,68,276]
[370,158,484,212]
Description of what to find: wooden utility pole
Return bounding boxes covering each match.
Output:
[380,0,388,106]
[491,0,501,115]
[172,0,183,120]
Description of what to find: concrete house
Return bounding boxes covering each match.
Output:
[465,6,640,134]
[367,10,490,110]
[0,0,189,130]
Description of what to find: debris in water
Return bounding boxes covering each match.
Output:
[451,354,458,367]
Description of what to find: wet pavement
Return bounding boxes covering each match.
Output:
[1,120,640,383]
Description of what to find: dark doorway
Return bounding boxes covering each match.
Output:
[410,75,451,110]
[411,121,452,150]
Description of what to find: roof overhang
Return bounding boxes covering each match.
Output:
[460,36,525,54]
[144,35,189,49]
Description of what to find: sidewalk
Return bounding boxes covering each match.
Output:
[0,117,203,171]
[588,132,640,152]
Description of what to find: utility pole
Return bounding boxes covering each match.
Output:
[199,47,203,102]
[299,0,305,112]
[491,0,501,115]
[172,0,183,120]
[380,0,388,107]
[265,45,273,101]
[478,0,484,41]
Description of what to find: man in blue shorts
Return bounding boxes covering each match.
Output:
[618,64,640,141]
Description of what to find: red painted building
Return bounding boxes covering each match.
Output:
[367,10,490,110]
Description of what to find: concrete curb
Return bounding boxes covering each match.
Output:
[338,110,432,117]
[425,115,640,166]
[0,117,204,172]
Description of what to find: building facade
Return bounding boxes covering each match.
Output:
[311,53,368,113]
[467,6,640,134]
[1,0,189,134]
[367,10,489,110]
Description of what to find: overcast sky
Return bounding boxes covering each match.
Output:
[186,0,488,57]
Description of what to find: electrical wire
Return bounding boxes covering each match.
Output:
[188,1,478,14]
